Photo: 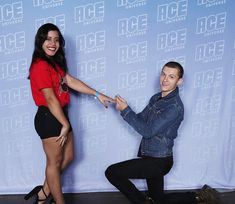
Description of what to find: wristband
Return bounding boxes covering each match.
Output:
[94,91,101,99]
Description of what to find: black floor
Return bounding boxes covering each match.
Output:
[0,190,234,204]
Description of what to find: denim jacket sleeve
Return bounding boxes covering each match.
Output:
[120,104,180,139]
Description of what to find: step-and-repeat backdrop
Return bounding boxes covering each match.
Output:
[0,0,235,194]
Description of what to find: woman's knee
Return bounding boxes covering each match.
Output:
[47,154,63,168]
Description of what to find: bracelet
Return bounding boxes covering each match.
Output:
[94,91,101,99]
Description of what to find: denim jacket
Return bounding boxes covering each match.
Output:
[120,87,184,158]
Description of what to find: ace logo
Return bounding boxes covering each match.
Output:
[156,56,186,74]
[75,1,104,24]
[157,0,188,23]
[118,69,147,90]
[196,12,226,35]
[195,40,224,62]
[35,14,65,34]
[118,41,147,64]
[76,31,105,53]
[0,1,23,25]
[1,113,30,134]
[0,59,27,80]
[0,86,29,107]
[194,68,223,89]
[78,57,106,79]
[0,31,25,54]
[194,95,221,116]
[80,112,107,130]
[157,29,187,51]
[118,14,147,37]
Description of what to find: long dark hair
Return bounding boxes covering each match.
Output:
[28,23,68,76]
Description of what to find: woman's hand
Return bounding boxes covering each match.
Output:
[96,93,116,108]
[56,125,70,147]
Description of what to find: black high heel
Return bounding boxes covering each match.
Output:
[24,185,49,203]
[24,185,43,200]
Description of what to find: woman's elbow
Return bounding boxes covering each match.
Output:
[45,95,59,107]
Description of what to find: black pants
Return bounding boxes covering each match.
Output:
[105,157,197,204]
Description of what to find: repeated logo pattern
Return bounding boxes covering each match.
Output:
[0,0,234,194]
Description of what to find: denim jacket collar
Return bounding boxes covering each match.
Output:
[160,87,179,101]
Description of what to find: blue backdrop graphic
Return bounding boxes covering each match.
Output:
[0,0,235,194]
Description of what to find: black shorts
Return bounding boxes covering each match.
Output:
[34,106,73,139]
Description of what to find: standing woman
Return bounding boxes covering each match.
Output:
[25,23,114,204]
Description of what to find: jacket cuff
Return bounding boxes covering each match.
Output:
[120,106,132,118]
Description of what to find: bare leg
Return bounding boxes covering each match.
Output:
[60,131,74,170]
[38,132,74,204]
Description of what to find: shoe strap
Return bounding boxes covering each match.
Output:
[36,187,49,202]
[41,187,48,198]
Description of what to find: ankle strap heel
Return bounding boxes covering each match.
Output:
[34,186,50,204]
[24,185,43,200]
